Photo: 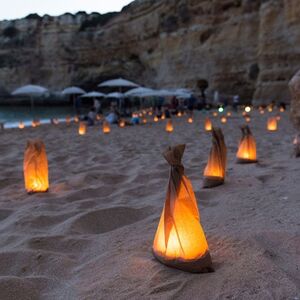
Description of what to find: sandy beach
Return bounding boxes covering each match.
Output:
[0,111,299,300]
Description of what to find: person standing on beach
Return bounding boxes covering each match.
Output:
[94,98,101,114]
[233,95,240,111]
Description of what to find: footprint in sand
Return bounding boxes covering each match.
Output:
[67,206,153,235]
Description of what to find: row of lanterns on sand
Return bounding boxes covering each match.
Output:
[18,111,281,135]
[15,104,283,132]
[18,104,294,273]
[23,119,266,273]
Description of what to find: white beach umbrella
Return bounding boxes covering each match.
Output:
[125,87,155,97]
[12,85,48,96]
[81,91,106,98]
[106,92,124,98]
[62,86,86,113]
[140,89,174,97]
[62,86,86,95]
[11,84,48,110]
[98,78,139,88]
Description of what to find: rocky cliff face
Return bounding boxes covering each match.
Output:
[289,70,300,129]
[0,0,299,103]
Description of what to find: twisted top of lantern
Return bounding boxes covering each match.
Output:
[163,144,185,168]
[26,140,45,154]
[211,127,224,145]
[240,125,252,137]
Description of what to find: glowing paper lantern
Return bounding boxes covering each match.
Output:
[188,117,193,123]
[221,116,227,124]
[166,119,174,133]
[161,113,166,120]
[227,112,232,117]
[276,114,281,121]
[203,128,227,188]
[153,145,213,273]
[279,107,285,113]
[66,116,71,126]
[78,122,87,135]
[245,106,251,113]
[119,119,126,128]
[19,122,25,129]
[205,117,212,131]
[268,105,273,112]
[32,120,40,128]
[74,116,79,123]
[148,111,153,116]
[236,126,257,163]
[24,140,49,193]
[213,112,218,117]
[244,115,251,123]
[142,118,147,124]
[260,109,265,115]
[267,117,277,131]
[154,116,159,122]
[103,121,111,134]
[177,111,182,117]
[96,114,102,121]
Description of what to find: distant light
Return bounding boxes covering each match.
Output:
[218,107,224,113]
[245,106,251,113]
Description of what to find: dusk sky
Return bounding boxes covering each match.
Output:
[0,0,133,21]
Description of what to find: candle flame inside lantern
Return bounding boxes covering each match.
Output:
[119,119,125,128]
[205,117,212,131]
[267,117,277,131]
[204,128,226,180]
[166,120,174,133]
[24,140,49,193]
[78,122,87,135]
[103,121,111,134]
[221,117,227,124]
[188,117,193,123]
[245,115,251,123]
[19,122,25,129]
[154,116,159,122]
[236,126,257,162]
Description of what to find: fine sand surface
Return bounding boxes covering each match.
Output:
[0,111,299,300]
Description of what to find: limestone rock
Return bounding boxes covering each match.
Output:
[0,0,299,102]
[289,70,300,129]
